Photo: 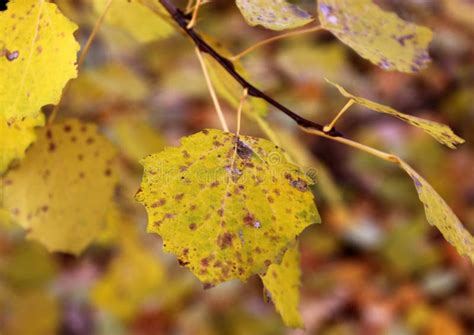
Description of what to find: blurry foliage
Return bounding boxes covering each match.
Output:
[0,0,473,334]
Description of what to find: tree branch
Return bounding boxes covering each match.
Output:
[158,0,342,137]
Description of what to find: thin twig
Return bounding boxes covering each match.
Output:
[231,25,323,61]
[48,0,113,125]
[194,47,229,132]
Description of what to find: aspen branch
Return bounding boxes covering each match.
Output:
[158,0,342,138]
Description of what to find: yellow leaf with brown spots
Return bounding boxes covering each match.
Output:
[0,0,79,122]
[236,0,313,31]
[135,129,320,286]
[1,119,117,254]
[0,113,44,174]
[327,80,464,149]
[400,160,474,263]
[260,244,304,328]
[318,0,433,73]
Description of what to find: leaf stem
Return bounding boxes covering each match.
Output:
[230,25,323,61]
[186,0,201,29]
[194,47,229,132]
[236,88,248,136]
[323,99,355,132]
[48,0,113,126]
[300,126,401,165]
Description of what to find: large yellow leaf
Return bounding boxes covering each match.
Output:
[136,129,320,286]
[399,160,474,263]
[0,0,79,122]
[93,0,174,43]
[236,0,313,31]
[0,113,44,174]
[318,0,433,73]
[1,119,118,254]
[327,80,464,149]
[260,244,303,328]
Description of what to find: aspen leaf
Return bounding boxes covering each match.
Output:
[327,80,465,149]
[260,244,303,328]
[318,0,433,73]
[1,119,118,254]
[400,160,474,263]
[236,0,313,31]
[203,35,268,116]
[0,113,44,174]
[93,0,174,43]
[0,0,79,122]
[135,129,320,286]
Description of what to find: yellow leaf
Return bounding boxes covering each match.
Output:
[400,160,474,263]
[0,0,79,122]
[109,116,165,163]
[66,62,149,113]
[91,211,165,320]
[318,0,433,73]
[93,0,174,43]
[203,34,268,117]
[135,129,320,286]
[236,0,313,31]
[260,244,304,328]
[0,113,44,174]
[327,80,465,149]
[1,119,118,254]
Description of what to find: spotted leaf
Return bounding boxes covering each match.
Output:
[400,160,474,263]
[260,244,303,328]
[135,129,320,286]
[327,80,464,149]
[318,0,433,73]
[0,0,79,122]
[1,119,118,254]
[236,0,313,31]
[0,113,44,174]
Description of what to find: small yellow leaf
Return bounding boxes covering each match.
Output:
[400,160,474,263]
[1,119,118,254]
[0,0,79,122]
[93,0,174,43]
[318,0,433,73]
[260,244,304,328]
[236,0,313,31]
[0,113,44,174]
[136,129,320,286]
[327,80,464,149]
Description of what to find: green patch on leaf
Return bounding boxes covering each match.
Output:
[135,129,320,286]
[318,0,433,73]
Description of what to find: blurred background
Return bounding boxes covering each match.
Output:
[0,0,473,334]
